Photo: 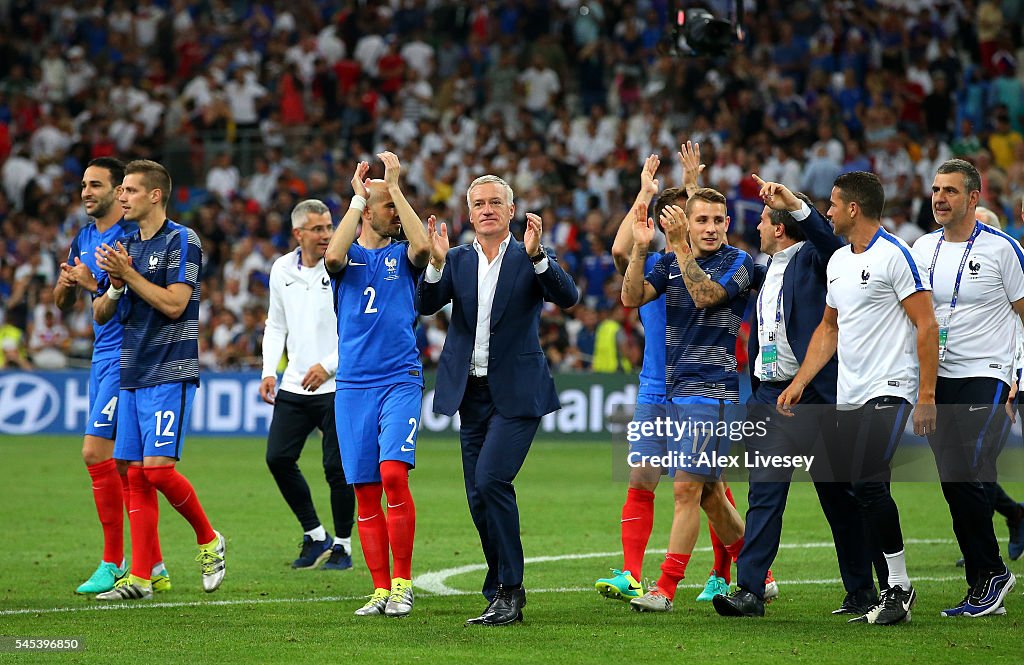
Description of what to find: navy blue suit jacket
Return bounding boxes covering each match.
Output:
[417,239,579,418]
[749,206,844,402]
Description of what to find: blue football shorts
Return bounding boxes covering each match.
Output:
[85,357,120,439]
[627,392,673,476]
[334,382,422,484]
[667,395,738,479]
[115,382,197,461]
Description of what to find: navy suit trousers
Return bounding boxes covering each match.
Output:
[737,381,880,599]
[459,377,540,600]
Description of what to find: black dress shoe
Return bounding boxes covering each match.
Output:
[477,585,526,626]
[466,585,526,625]
[465,608,491,625]
[712,589,765,617]
[831,587,877,615]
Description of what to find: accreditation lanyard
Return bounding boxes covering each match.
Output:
[928,222,981,361]
[757,281,784,380]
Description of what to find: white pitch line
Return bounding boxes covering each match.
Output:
[0,594,368,617]
[1,539,957,617]
[415,538,955,595]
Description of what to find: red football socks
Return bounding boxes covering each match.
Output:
[143,465,216,545]
[120,471,130,515]
[709,523,730,582]
[724,536,745,563]
[710,486,738,582]
[122,472,165,567]
[87,459,124,565]
[621,487,655,578]
[380,461,415,581]
[127,466,157,580]
[656,552,691,601]
[354,482,392,589]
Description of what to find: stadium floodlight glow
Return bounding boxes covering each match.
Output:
[679,7,734,57]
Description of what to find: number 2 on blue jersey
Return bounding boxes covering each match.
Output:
[363,286,378,314]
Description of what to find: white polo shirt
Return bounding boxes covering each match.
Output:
[261,249,339,396]
[912,223,1024,384]
[826,227,929,408]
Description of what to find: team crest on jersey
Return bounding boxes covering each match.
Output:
[859,268,870,286]
[148,254,159,271]
[384,256,399,280]
[968,258,981,277]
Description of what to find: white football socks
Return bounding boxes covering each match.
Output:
[884,549,911,590]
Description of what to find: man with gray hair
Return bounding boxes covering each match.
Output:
[418,173,579,625]
[910,158,1024,616]
[260,198,355,572]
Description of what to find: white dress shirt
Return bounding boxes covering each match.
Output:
[261,249,339,396]
[754,240,805,381]
[424,234,549,376]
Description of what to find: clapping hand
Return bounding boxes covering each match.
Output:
[661,204,690,255]
[633,201,653,247]
[524,213,543,257]
[351,161,370,199]
[426,215,449,269]
[678,141,705,194]
[640,154,660,198]
[379,151,401,189]
[95,242,132,288]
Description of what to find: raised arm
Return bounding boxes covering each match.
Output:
[524,212,579,308]
[612,154,661,274]
[379,151,430,268]
[325,161,370,273]
[621,202,660,307]
[678,140,705,198]
[753,173,843,262]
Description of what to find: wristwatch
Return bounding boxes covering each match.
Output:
[529,245,546,264]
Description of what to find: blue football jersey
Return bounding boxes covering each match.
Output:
[646,245,753,401]
[118,220,202,389]
[68,219,138,363]
[329,241,424,387]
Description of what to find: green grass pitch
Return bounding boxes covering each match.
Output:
[1,436,1022,664]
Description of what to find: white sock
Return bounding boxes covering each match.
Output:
[334,536,351,553]
[884,550,911,590]
[150,561,165,575]
[305,525,327,541]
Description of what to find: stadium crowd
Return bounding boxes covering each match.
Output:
[1,0,1024,375]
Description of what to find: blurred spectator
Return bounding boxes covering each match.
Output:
[2,1,1024,373]
[591,307,632,373]
[28,308,69,369]
[206,152,241,207]
[988,108,1023,171]
[0,306,31,369]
